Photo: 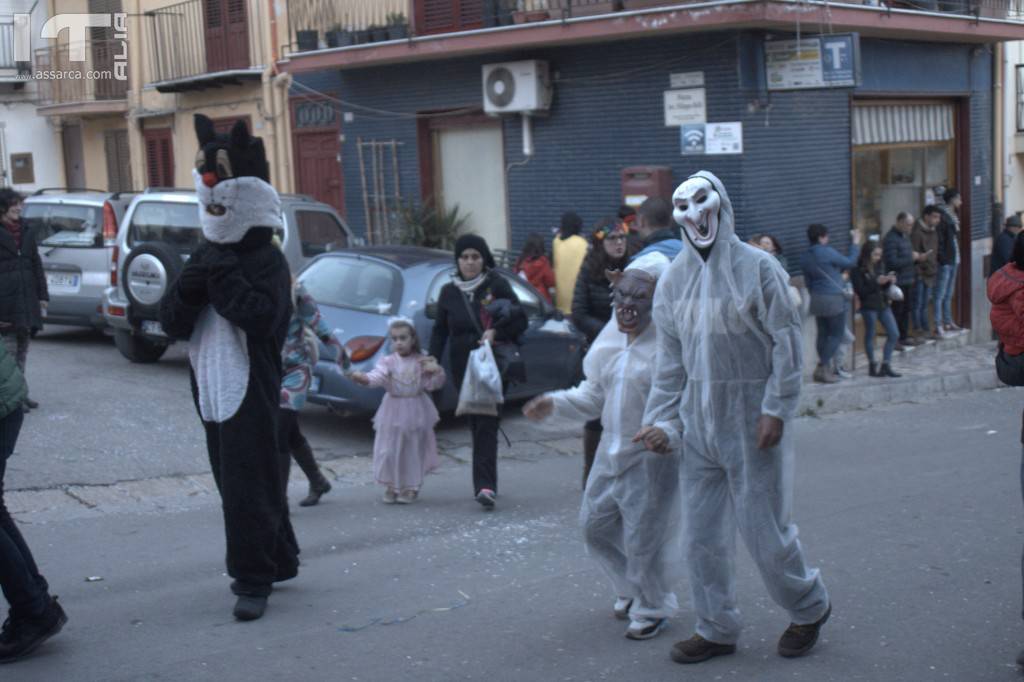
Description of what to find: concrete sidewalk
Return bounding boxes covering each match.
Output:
[800,333,1000,416]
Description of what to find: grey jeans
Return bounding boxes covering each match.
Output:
[1,329,28,375]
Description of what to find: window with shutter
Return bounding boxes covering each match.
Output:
[416,0,484,35]
[104,129,132,193]
[143,128,175,188]
[204,0,227,72]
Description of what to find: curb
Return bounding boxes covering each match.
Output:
[799,366,1000,416]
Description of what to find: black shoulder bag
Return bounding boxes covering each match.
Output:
[458,286,527,386]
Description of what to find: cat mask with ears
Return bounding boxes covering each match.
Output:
[194,114,270,188]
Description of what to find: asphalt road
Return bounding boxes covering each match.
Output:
[2,326,1024,680]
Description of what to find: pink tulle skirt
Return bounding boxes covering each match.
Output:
[372,394,440,491]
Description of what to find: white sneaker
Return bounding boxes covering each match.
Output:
[625,617,666,640]
[613,597,633,621]
[382,489,397,504]
[396,490,418,505]
[834,367,853,380]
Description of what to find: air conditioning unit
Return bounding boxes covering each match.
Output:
[482,60,552,115]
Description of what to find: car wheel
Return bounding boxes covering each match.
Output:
[113,329,168,363]
[122,242,183,320]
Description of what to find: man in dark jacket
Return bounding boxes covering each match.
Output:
[991,214,1022,276]
[0,189,48,413]
[883,212,926,348]
[935,188,964,335]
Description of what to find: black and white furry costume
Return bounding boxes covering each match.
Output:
[160,115,298,601]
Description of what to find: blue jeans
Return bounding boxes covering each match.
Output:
[934,264,958,326]
[861,307,899,364]
[815,311,847,367]
[0,408,48,619]
[913,279,934,332]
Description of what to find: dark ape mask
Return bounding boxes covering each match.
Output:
[607,269,656,337]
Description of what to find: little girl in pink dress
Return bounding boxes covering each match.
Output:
[351,317,446,504]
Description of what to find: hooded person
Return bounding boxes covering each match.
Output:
[159,115,297,622]
[523,252,683,641]
[637,171,831,664]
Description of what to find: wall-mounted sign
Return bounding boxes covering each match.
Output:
[681,124,705,155]
[765,33,859,90]
[670,71,704,89]
[664,88,706,127]
[706,122,743,155]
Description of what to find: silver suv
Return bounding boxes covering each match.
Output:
[103,189,357,362]
[22,189,136,329]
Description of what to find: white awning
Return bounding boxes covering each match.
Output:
[852,103,955,146]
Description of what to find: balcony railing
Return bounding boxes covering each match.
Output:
[284,0,1024,55]
[145,0,267,87]
[34,39,128,107]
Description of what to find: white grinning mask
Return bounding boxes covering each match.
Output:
[673,176,721,250]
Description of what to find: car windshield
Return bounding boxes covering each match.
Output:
[22,202,103,248]
[299,256,401,315]
[128,201,202,254]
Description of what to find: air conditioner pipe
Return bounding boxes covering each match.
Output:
[521,112,533,157]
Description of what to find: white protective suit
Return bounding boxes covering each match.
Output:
[643,171,829,645]
[545,262,684,622]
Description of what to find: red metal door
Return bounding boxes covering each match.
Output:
[295,132,344,214]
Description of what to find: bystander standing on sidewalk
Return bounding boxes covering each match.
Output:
[0,189,47,413]
[515,233,556,305]
[990,214,1022,276]
[801,223,862,384]
[936,188,966,336]
[912,207,941,341]
[852,243,902,378]
[0,340,66,663]
[552,212,588,316]
[883,212,926,350]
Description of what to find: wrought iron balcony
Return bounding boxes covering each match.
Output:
[145,0,268,92]
[33,39,128,111]
[283,0,1024,57]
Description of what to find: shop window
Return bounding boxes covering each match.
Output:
[853,144,952,238]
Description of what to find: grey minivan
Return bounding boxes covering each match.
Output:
[103,189,357,362]
[22,189,136,329]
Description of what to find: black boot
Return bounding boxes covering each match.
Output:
[868,361,881,378]
[0,597,67,663]
[292,442,331,507]
[582,427,601,489]
[880,363,901,378]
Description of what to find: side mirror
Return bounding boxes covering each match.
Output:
[425,302,438,320]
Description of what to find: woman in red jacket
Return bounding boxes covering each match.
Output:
[515,233,556,304]
[988,233,1024,356]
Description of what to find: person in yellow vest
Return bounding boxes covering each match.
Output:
[552,211,588,315]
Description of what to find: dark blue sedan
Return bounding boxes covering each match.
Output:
[300,246,587,416]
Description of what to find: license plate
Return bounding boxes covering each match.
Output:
[310,375,321,393]
[46,272,79,289]
[141,320,165,336]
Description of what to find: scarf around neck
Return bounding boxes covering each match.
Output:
[453,271,486,295]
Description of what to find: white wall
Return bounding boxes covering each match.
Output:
[0,99,62,191]
[1005,41,1024,217]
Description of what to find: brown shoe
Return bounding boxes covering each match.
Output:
[671,634,737,664]
[778,604,831,658]
[812,365,838,384]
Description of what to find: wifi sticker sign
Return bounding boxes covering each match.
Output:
[681,124,705,156]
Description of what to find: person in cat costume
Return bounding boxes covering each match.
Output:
[160,115,298,621]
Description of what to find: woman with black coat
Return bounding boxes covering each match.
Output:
[571,219,633,487]
[429,234,528,509]
[0,189,47,412]
[852,243,901,378]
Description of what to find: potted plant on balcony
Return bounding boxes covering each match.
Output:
[386,12,408,39]
[368,22,389,42]
[296,29,319,51]
[326,18,354,47]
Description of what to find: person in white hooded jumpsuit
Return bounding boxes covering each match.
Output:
[640,171,831,663]
[525,255,684,641]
